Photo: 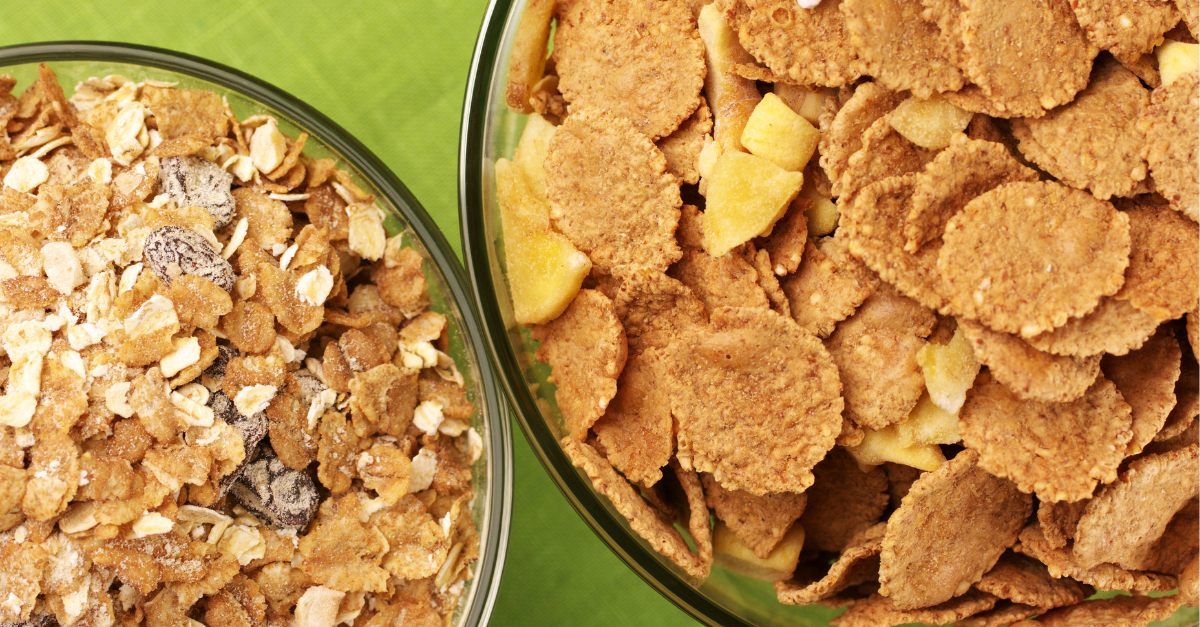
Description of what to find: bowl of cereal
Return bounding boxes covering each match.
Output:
[460,0,1200,625]
[0,42,511,627]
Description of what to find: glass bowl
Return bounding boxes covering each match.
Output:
[0,42,511,627]
[457,4,1199,627]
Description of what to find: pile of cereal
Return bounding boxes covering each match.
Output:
[497,0,1199,624]
[0,64,482,627]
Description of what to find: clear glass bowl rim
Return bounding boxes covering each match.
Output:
[0,40,513,627]
[457,4,764,625]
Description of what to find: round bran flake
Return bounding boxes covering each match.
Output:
[830,590,999,627]
[656,99,713,186]
[553,0,705,140]
[959,319,1101,403]
[1023,594,1184,627]
[546,108,683,276]
[1189,309,1199,360]
[840,174,948,311]
[1073,444,1199,570]
[1114,196,1200,321]
[665,306,842,495]
[975,552,1090,610]
[1101,327,1182,458]
[879,449,1032,610]
[591,346,674,487]
[958,0,1099,118]
[819,81,906,197]
[1069,0,1181,66]
[937,181,1131,338]
[532,289,629,442]
[905,138,1039,253]
[959,372,1133,503]
[823,285,936,430]
[1140,71,1200,221]
[725,0,863,88]
[701,473,807,559]
[1157,345,1198,442]
[1009,60,1151,201]
[841,0,965,99]
[838,112,938,202]
[942,84,1026,120]
[1026,297,1160,358]
[612,269,707,353]
[920,0,968,68]
[1016,524,1181,593]
[1180,0,1200,37]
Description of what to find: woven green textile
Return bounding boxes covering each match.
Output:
[0,2,697,626]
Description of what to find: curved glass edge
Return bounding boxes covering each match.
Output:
[0,42,513,627]
[458,6,761,627]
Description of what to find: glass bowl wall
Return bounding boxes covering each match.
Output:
[0,41,511,627]
[457,4,1200,627]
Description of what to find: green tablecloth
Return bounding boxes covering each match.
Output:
[0,2,698,626]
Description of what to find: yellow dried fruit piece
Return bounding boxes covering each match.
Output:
[741,93,821,172]
[496,158,592,325]
[512,113,556,201]
[846,423,947,472]
[888,95,974,149]
[713,519,806,582]
[1157,40,1199,87]
[915,324,980,413]
[895,392,961,448]
[799,176,839,237]
[702,151,804,257]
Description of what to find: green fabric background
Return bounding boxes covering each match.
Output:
[0,2,698,626]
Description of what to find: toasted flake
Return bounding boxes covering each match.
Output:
[905,138,1038,253]
[838,113,937,202]
[775,522,886,606]
[879,449,1030,609]
[1113,196,1200,320]
[830,590,998,627]
[1017,523,1179,592]
[612,270,706,353]
[1010,59,1150,200]
[1070,0,1180,66]
[546,108,681,275]
[666,306,842,494]
[725,0,863,87]
[1037,499,1087,550]
[959,319,1101,403]
[938,181,1131,338]
[1026,297,1161,357]
[824,286,936,430]
[782,240,871,338]
[840,174,948,310]
[657,99,712,186]
[820,82,904,197]
[1026,594,1184,627]
[841,0,964,98]
[702,473,806,559]
[1140,70,1199,220]
[975,552,1089,609]
[958,0,1098,118]
[563,439,712,577]
[959,372,1133,502]
[671,248,768,315]
[1073,444,1199,569]
[592,347,674,486]
[1101,327,1183,456]
[553,0,705,140]
[798,448,888,553]
[532,289,628,442]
